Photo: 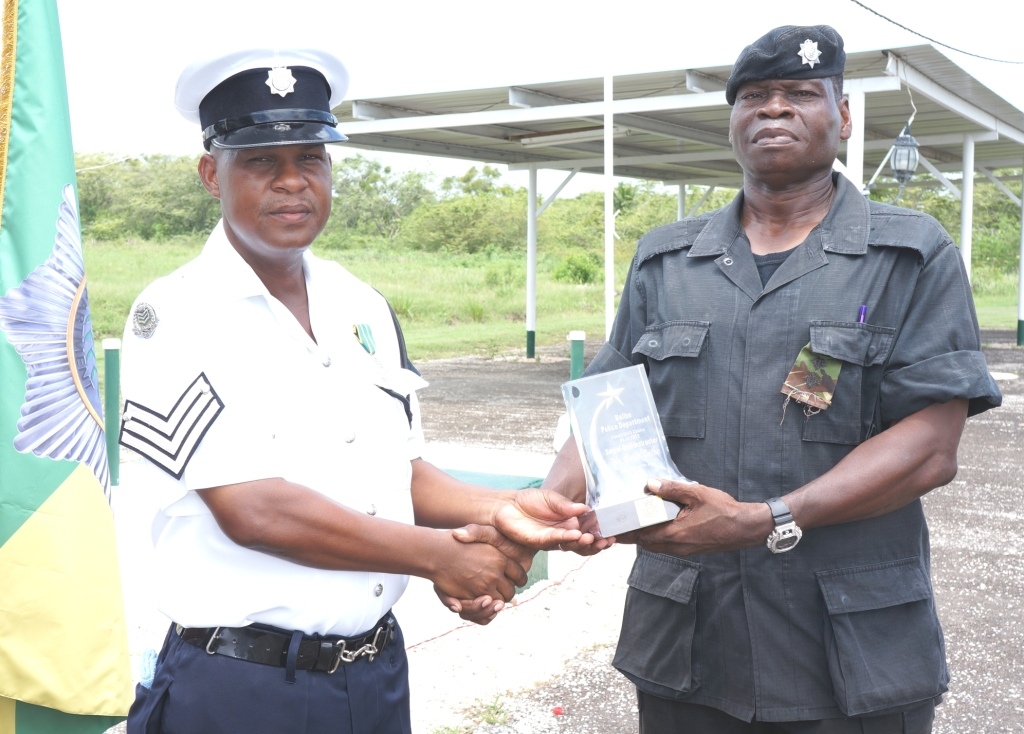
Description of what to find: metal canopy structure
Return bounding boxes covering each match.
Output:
[333,44,1024,350]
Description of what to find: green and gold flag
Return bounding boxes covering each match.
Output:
[0,0,132,731]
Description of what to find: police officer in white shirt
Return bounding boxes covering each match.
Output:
[120,48,591,734]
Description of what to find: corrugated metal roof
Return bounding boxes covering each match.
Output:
[333,44,1024,190]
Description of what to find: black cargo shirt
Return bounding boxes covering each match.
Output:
[587,173,1002,722]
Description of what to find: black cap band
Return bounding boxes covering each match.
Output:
[202,108,339,143]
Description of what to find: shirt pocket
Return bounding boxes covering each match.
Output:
[802,321,896,445]
[632,321,710,439]
[613,549,702,699]
[816,557,948,717]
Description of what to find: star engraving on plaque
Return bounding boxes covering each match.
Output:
[597,383,626,410]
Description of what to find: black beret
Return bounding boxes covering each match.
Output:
[726,25,845,105]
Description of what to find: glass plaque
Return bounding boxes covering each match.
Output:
[561,364,687,537]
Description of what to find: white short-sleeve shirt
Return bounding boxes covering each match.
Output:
[120,221,426,636]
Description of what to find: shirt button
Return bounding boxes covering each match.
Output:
[374,584,384,597]
[322,356,332,367]
[722,257,734,266]
[343,432,356,444]
[367,504,377,516]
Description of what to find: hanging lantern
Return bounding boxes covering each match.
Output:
[890,125,920,185]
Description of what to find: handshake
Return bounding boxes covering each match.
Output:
[429,487,612,626]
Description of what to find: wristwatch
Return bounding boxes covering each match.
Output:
[765,497,802,554]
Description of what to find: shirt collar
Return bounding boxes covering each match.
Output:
[689,172,871,257]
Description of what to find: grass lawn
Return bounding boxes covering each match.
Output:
[83,238,624,361]
[84,237,1021,409]
[973,294,1018,331]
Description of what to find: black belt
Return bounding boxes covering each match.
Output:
[177,614,395,674]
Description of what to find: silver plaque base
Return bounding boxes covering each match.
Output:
[578,495,681,538]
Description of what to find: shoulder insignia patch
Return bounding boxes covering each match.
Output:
[131,302,159,338]
[118,372,224,479]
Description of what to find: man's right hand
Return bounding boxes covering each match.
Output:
[432,524,533,624]
[430,525,528,608]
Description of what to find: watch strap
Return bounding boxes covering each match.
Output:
[765,496,793,526]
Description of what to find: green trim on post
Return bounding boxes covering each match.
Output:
[103,339,121,487]
[526,330,536,358]
[1017,320,1024,347]
[569,330,586,380]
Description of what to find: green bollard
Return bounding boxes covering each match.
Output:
[103,338,121,487]
[568,330,586,380]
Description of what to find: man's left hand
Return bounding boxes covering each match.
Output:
[619,479,770,557]
[433,584,503,625]
[492,488,593,550]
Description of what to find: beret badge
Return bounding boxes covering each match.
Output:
[798,40,822,69]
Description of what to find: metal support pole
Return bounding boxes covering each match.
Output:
[960,136,975,280]
[1018,168,1024,346]
[568,330,586,380]
[677,184,686,221]
[604,73,615,340]
[526,166,538,357]
[687,186,716,218]
[103,338,121,487]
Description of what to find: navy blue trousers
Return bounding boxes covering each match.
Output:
[128,620,411,734]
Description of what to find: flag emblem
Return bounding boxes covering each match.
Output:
[0,184,109,496]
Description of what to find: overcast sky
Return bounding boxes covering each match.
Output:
[56,0,1024,194]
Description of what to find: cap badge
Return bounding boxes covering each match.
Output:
[131,302,159,339]
[798,39,822,69]
[266,66,297,97]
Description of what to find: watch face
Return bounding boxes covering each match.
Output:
[775,535,799,550]
[767,522,802,553]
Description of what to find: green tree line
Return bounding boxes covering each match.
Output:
[74,152,1022,285]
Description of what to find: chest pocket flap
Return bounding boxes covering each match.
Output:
[634,321,709,361]
[809,321,895,367]
[631,322,710,439]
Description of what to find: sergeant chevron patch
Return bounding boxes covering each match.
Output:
[118,373,225,479]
